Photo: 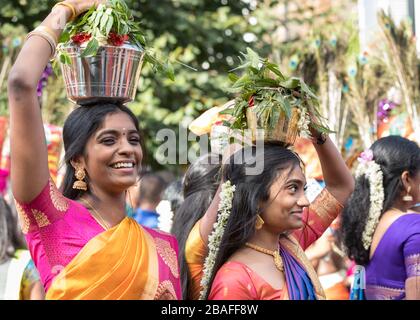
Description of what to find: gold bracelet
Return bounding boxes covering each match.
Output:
[26,31,57,59]
[53,2,77,21]
[35,25,59,44]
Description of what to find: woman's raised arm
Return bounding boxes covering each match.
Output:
[312,135,355,205]
[7,1,102,202]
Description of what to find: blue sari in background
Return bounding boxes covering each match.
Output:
[350,265,366,300]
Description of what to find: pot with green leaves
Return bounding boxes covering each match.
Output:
[59,40,144,104]
[246,90,302,145]
[223,48,332,146]
[56,0,169,104]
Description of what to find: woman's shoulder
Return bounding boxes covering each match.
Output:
[401,213,420,234]
[376,213,420,246]
[14,179,72,234]
[394,213,420,230]
[209,261,258,300]
[216,261,255,280]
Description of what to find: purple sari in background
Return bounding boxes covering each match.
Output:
[365,214,420,300]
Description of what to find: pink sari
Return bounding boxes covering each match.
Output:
[14,179,181,299]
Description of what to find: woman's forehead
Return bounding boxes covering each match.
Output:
[274,165,305,184]
[101,112,137,128]
[93,113,138,135]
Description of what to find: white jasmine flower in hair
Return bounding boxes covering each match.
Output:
[297,108,311,138]
[199,180,236,299]
[355,151,385,250]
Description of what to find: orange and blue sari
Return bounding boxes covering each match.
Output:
[14,179,181,300]
[186,188,343,300]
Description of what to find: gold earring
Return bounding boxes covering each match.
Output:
[255,214,264,230]
[73,167,87,191]
[403,186,413,202]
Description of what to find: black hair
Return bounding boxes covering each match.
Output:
[340,136,420,265]
[61,103,144,200]
[162,179,184,214]
[0,198,26,263]
[204,143,301,298]
[171,153,222,299]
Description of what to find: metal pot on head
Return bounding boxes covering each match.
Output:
[60,42,145,105]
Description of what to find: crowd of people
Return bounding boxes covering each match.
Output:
[1,0,419,300]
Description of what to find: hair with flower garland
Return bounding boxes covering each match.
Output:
[340,136,420,265]
[199,143,303,299]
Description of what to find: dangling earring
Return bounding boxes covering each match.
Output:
[255,214,264,230]
[403,186,413,202]
[73,166,87,191]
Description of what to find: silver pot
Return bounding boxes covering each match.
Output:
[60,42,145,105]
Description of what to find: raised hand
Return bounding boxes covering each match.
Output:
[55,0,107,20]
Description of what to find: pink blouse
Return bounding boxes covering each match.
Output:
[14,179,181,299]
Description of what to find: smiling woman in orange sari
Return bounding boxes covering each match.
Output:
[8,0,181,300]
[184,138,354,300]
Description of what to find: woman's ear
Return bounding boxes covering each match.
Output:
[400,171,411,191]
[70,156,85,170]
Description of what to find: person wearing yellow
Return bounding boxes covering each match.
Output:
[7,0,181,299]
[185,137,354,299]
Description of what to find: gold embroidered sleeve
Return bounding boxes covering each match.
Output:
[154,280,177,300]
[15,200,31,234]
[155,238,179,279]
[309,188,343,229]
[13,178,69,234]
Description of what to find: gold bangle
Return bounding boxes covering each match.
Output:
[53,2,77,21]
[35,25,59,44]
[26,31,56,59]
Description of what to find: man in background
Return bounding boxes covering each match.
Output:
[133,173,167,229]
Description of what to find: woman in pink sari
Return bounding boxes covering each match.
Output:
[7,0,181,299]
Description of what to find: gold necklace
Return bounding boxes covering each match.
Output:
[245,242,284,272]
[80,198,110,230]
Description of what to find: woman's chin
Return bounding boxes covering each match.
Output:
[108,178,137,192]
[290,219,304,230]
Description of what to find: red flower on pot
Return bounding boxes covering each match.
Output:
[108,32,129,46]
[71,32,92,45]
[248,95,254,107]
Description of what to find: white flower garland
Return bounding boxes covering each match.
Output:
[297,108,311,138]
[355,159,384,250]
[156,200,173,233]
[199,180,236,300]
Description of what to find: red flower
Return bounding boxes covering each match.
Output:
[71,32,91,45]
[248,95,254,107]
[108,32,129,46]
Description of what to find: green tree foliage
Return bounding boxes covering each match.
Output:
[0,0,274,172]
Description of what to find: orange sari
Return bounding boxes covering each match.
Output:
[46,217,181,300]
[185,188,343,300]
